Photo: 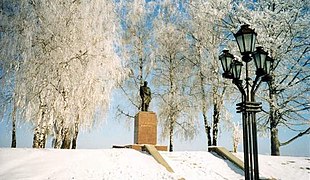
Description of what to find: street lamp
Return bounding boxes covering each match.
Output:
[231,60,243,80]
[262,56,274,82]
[253,46,268,76]
[219,24,274,180]
[234,24,257,59]
[219,50,234,79]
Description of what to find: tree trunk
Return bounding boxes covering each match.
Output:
[139,56,143,85]
[269,78,280,156]
[169,120,174,152]
[71,119,79,149]
[33,124,47,148]
[233,143,237,153]
[203,114,212,146]
[32,125,41,148]
[61,127,71,149]
[53,119,64,149]
[11,105,17,148]
[271,124,280,156]
[199,69,211,147]
[33,108,47,148]
[39,122,47,148]
[212,103,220,146]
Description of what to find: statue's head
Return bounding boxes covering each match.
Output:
[144,81,148,86]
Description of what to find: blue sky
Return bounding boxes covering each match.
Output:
[0,90,309,157]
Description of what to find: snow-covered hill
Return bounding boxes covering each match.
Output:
[0,148,309,180]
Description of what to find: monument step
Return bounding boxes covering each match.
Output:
[112,144,168,151]
[144,145,174,173]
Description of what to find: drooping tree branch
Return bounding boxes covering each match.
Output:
[280,127,310,146]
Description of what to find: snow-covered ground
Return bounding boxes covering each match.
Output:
[0,148,309,180]
[233,153,310,180]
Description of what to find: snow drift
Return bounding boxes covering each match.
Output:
[0,148,309,180]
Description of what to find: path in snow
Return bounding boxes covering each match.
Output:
[160,151,244,180]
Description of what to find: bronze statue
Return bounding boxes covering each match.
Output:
[140,81,151,111]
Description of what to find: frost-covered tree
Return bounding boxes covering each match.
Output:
[0,0,37,148]
[153,1,199,152]
[1,0,125,148]
[187,0,235,146]
[232,122,242,153]
[232,0,310,155]
[115,0,158,119]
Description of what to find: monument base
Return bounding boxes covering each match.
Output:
[134,111,157,145]
[112,111,168,151]
[112,144,168,151]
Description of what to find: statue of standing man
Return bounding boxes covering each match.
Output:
[140,81,151,111]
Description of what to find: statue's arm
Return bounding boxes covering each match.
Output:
[147,88,151,98]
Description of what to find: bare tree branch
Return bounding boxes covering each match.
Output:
[280,127,310,146]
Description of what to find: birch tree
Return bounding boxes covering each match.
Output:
[232,122,242,153]
[0,0,36,148]
[115,0,158,119]
[1,0,125,148]
[153,1,199,152]
[187,0,235,146]
[232,0,310,155]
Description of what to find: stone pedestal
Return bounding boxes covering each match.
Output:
[134,112,157,145]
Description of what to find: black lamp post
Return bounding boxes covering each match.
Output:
[219,50,234,79]
[219,24,273,180]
